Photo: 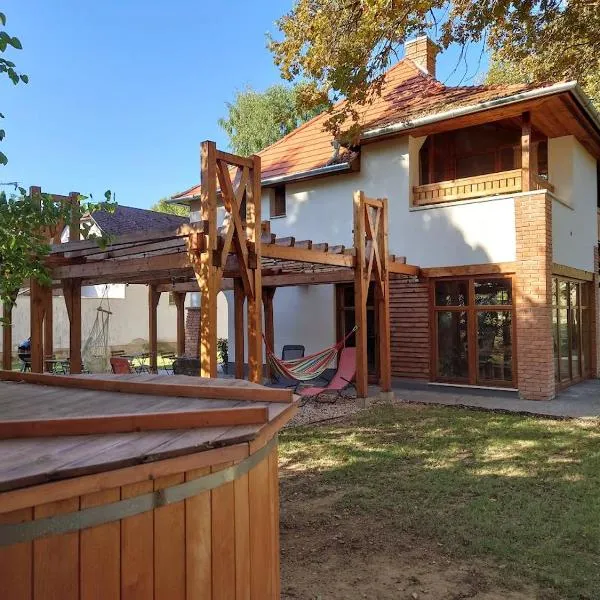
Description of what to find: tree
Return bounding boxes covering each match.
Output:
[0,189,116,320]
[270,0,600,138]
[218,84,328,155]
[151,197,189,217]
[1,12,28,165]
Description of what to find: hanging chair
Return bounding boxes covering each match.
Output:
[82,287,112,373]
[263,326,357,383]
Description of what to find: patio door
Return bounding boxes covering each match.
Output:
[432,276,515,387]
[336,283,379,380]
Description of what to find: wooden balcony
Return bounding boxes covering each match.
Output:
[412,169,554,207]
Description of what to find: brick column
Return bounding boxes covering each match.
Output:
[185,307,201,358]
[515,191,555,400]
[592,245,600,378]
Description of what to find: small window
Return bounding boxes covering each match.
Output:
[169,292,176,306]
[270,186,286,218]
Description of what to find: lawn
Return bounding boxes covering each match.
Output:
[279,403,600,599]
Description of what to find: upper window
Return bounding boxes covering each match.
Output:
[270,185,286,218]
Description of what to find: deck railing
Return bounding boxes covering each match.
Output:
[412,169,555,207]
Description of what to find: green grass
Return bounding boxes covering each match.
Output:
[280,404,600,599]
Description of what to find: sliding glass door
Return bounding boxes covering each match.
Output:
[433,276,515,387]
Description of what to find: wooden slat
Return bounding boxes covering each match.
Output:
[388,262,419,276]
[0,507,33,599]
[80,488,120,600]
[353,191,368,398]
[234,279,245,380]
[185,466,212,598]
[121,480,154,599]
[154,473,185,600]
[0,406,269,439]
[216,149,255,169]
[420,261,517,278]
[0,371,294,403]
[34,497,79,600]
[234,467,251,600]
[269,445,280,600]
[211,462,236,599]
[262,243,354,267]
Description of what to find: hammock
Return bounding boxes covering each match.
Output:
[82,287,112,373]
[264,326,357,382]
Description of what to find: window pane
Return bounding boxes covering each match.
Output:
[570,282,579,308]
[437,311,469,379]
[582,308,591,375]
[342,285,354,308]
[553,309,560,382]
[552,278,557,306]
[474,278,512,305]
[572,308,581,378]
[435,281,468,306]
[558,281,568,307]
[558,309,570,381]
[477,311,512,382]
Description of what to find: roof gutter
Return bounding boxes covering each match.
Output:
[170,161,352,203]
[361,80,600,140]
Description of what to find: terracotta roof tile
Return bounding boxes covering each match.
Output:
[173,59,552,200]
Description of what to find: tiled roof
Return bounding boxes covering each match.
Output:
[91,205,189,236]
[173,58,553,200]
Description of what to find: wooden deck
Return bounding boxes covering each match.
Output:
[0,374,297,492]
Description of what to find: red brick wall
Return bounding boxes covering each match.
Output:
[185,307,200,358]
[389,275,430,379]
[515,191,555,400]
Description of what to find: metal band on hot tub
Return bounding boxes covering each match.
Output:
[0,436,277,547]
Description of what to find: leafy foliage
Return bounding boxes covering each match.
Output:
[0,189,116,318]
[151,197,189,217]
[270,0,600,137]
[0,12,28,166]
[218,84,328,155]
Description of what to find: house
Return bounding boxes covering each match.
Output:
[172,37,600,401]
[2,205,228,362]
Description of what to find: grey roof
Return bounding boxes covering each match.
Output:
[91,205,189,237]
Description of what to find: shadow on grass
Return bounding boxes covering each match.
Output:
[279,404,600,599]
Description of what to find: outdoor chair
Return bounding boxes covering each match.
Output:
[298,347,356,403]
[110,357,133,374]
[269,345,306,388]
[160,352,176,375]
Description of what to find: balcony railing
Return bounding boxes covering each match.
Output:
[412,169,554,207]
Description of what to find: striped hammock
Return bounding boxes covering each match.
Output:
[264,326,357,382]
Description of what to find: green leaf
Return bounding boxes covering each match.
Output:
[20,74,28,84]
[9,37,22,50]
[0,13,6,26]
[0,129,5,141]
[0,151,6,166]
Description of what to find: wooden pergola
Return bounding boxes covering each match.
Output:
[5,143,419,398]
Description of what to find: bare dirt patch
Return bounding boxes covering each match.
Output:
[280,457,537,600]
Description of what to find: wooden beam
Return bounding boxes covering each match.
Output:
[263,287,276,380]
[261,243,354,267]
[197,140,219,378]
[247,154,263,384]
[2,300,13,370]
[149,285,161,373]
[377,198,391,393]
[0,406,269,439]
[420,262,517,278]
[234,279,245,379]
[353,191,368,398]
[29,279,45,373]
[62,279,82,374]
[0,371,295,403]
[68,192,81,242]
[388,262,420,276]
[552,263,595,282]
[173,292,187,357]
[521,111,532,192]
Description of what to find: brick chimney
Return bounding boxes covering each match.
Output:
[404,36,439,78]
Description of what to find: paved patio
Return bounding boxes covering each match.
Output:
[391,378,600,418]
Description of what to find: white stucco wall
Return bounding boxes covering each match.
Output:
[549,136,598,272]
[262,137,517,267]
[0,285,231,357]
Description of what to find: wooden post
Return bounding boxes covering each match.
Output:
[353,191,368,399]
[234,279,245,379]
[263,287,276,380]
[68,192,81,241]
[43,286,53,367]
[377,199,391,393]
[29,279,46,373]
[148,285,161,373]
[196,140,219,378]
[521,111,531,192]
[2,299,14,370]
[63,279,82,374]
[246,154,263,384]
[173,292,186,357]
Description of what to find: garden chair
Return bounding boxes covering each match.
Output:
[298,347,356,402]
[110,357,133,374]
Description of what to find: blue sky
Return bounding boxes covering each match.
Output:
[1,2,489,208]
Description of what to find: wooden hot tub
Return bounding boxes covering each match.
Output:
[0,372,297,599]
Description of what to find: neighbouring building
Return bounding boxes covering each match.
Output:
[173,37,600,401]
